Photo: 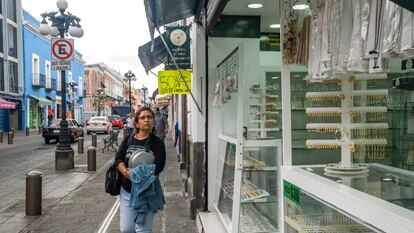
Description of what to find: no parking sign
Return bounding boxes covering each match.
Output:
[51,38,74,61]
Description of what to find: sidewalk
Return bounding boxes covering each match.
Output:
[15,136,197,233]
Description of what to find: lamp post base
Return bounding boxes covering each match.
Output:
[55,148,74,171]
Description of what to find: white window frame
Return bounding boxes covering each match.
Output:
[45,60,51,88]
[32,54,40,85]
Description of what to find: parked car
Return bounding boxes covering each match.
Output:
[86,116,113,134]
[42,119,82,144]
[108,115,122,128]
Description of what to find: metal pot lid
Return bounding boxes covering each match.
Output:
[128,149,155,168]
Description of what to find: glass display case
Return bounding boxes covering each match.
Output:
[216,137,282,233]
[281,164,414,233]
[213,43,283,233]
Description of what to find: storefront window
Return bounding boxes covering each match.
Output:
[7,24,17,58]
[7,0,16,22]
[9,61,18,93]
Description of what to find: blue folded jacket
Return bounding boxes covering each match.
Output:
[129,164,165,225]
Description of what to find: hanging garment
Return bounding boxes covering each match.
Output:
[366,0,384,58]
[400,9,414,57]
[348,0,369,72]
[381,0,403,57]
[296,15,311,66]
[320,0,333,76]
[330,0,341,72]
[336,0,353,72]
[308,2,323,79]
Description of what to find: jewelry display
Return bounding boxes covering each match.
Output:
[306,74,388,165]
[248,84,280,139]
[285,214,375,233]
[239,205,277,233]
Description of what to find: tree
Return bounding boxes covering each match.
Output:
[92,90,106,116]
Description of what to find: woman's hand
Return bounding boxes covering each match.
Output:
[123,168,130,180]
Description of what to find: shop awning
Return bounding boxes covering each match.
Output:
[391,0,414,12]
[138,33,169,73]
[0,97,16,109]
[143,0,205,39]
[30,95,52,105]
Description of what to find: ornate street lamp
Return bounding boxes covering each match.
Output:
[39,0,84,171]
[124,70,136,113]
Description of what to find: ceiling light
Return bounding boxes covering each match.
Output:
[271,76,279,79]
[292,3,309,10]
[248,3,263,9]
[269,24,280,29]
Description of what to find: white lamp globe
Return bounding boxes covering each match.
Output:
[57,0,68,11]
[39,22,51,35]
[68,25,79,37]
[50,26,60,37]
[77,27,84,37]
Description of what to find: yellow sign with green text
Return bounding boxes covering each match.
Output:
[158,70,192,95]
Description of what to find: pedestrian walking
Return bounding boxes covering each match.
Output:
[154,108,169,141]
[127,113,134,135]
[115,107,166,233]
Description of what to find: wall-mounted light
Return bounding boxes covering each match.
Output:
[293,0,310,10]
[248,3,263,9]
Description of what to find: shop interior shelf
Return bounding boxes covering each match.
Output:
[248,128,280,132]
[285,214,375,233]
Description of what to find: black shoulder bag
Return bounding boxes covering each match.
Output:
[105,134,133,196]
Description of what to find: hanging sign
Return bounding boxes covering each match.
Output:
[158,70,192,95]
[283,180,301,205]
[164,26,191,70]
[51,38,74,61]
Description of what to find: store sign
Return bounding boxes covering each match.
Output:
[51,61,71,70]
[283,180,301,205]
[158,70,192,95]
[260,33,280,51]
[164,26,191,70]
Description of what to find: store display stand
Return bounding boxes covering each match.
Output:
[305,74,388,174]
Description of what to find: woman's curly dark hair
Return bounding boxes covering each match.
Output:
[133,107,156,135]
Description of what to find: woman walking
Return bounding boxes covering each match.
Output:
[115,107,166,233]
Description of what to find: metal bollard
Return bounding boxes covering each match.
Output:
[8,132,13,144]
[26,171,42,216]
[78,137,84,154]
[87,147,96,171]
[26,127,30,136]
[92,133,97,147]
[0,130,3,143]
[77,128,84,138]
[123,125,128,138]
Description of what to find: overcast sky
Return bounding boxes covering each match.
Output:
[22,0,161,94]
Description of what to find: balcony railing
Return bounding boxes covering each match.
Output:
[45,77,52,90]
[52,78,57,91]
[39,74,46,87]
[32,73,40,86]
